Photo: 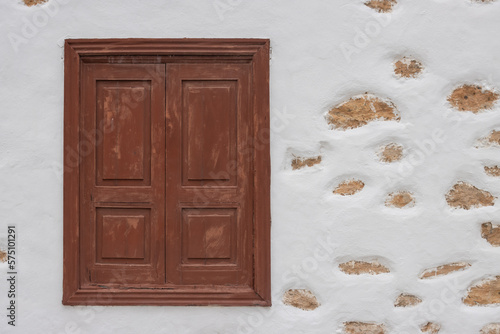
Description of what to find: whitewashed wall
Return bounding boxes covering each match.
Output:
[1,0,500,333]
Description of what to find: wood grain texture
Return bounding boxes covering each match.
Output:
[183,209,235,262]
[184,81,236,183]
[99,210,147,261]
[98,82,149,183]
[63,40,80,304]
[63,39,270,306]
[166,63,252,288]
[80,63,165,287]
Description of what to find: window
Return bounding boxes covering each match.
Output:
[63,39,271,306]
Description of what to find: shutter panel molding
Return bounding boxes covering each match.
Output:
[63,39,271,306]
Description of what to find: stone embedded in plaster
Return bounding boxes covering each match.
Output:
[488,131,500,145]
[394,57,423,78]
[448,84,499,113]
[394,293,422,307]
[482,222,500,247]
[291,156,322,170]
[464,276,500,306]
[485,166,500,177]
[419,262,471,280]
[333,179,365,196]
[283,289,320,311]
[0,250,6,263]
[23,0,47,6]
[385,191,415,208]
[339,260,390,275]
[481,323,500,334]
[477,130,500,148]
[420,322,441,334]
[379,143,403,163]
[343,321,387,334]
[327,94,400,130]
[445,182,495,210]
[364,0,397,13]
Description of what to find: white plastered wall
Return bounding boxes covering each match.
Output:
[0,0,500,333]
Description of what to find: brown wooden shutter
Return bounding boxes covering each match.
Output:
[165,63,253,286]
[63,39,270,306]
[80,64,166,286]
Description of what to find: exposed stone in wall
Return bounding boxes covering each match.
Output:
[291,156,322,170]
[0,250,6,263]
[379,143,403,163]
[464,276,500,306]
[23,0,47,6]
[488,131,500,145]
[420,322,441,333]
[481,323,500,334]
[343,322,387,334]
[478,130,500,147]
[327,94,399,130]
[482,223,500,247]
[339,260,390,275]
[394,293,422,307]
[485,166,500,177]
[445,182,495,210]
[385,191,415,208]
[364,0,397,13]
[333,180,365,196]
[283,289,320,311]
[419,262,471,279]
[448,85,499,113]
[394,58,423,78]
[477,130,500,148]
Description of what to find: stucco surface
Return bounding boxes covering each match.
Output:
[1,0,500,333]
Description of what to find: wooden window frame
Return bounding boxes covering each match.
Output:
[63,39,271,306]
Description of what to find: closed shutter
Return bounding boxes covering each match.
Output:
[165,63,253,286]
[64,39,270,305]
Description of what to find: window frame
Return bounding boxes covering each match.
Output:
[63,38,271,306]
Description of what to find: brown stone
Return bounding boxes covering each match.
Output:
[448,85,499,113]
[487,130,500,145]
[283,289,320,311]
[482,223,500,247]
[394,58,423,78]
[464,276,500,306]
[327,94,399,130]
[339,260,390,275]
[291,156,321,170]
[478,130,500,147]
[490,131,500,144]
[481,323,500,334]
[485,166,500,177]
[23,0,47,6]
[420,322,441,334]
[394,293,422,307]
[385,191,415,208]
[364,0,397,13]
[420,262,471,279]
[344,322,387,334]
[333,180,365,196]
[379,143,403,163]
[445,182,495,210]
[0,250,6,263]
